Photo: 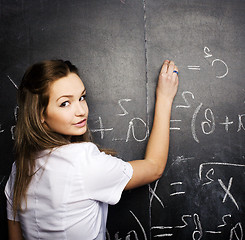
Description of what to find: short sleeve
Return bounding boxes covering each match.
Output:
[4,162,20,221]
[82,143,133,205]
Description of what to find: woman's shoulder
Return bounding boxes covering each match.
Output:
[35,142,101,172]
[35,142,105,171]
[5,162,17,197]
[47,142,101,161]
[37,142,99,156]
[58,142,99,153]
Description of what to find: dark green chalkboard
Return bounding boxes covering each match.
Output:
[1,0,244,239]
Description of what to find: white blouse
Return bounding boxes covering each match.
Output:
[5,142,133,240]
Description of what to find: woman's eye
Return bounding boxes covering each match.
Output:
[79,95,86,101]
[60,101,70,107]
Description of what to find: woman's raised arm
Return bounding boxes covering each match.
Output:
[125,60,179,190]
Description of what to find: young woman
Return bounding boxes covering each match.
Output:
[5,59,179,240]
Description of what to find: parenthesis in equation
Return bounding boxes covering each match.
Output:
[211,59,228,79]
[191,103,203,143]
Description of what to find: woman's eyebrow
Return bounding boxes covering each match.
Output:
[56,88,86,102]
[56,95,73,101]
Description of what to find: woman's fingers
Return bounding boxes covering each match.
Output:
[157,60,179,100]
[160,60,178,78]
[160,60,170,75]
[172,65,179,81]
[167,61,175,75]
[160,60,179,83]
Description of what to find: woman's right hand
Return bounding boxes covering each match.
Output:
[156,60,179,103]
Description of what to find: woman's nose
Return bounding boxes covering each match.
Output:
[75,101,87,116]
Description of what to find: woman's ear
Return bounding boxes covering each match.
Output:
[41,110,45,124]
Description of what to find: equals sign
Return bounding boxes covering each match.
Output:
[187,66,201,70]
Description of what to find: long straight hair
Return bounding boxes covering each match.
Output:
[13,60,93,217]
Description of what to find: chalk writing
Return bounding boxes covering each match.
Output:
[191,103,203,143]
[204,46,229,79]
[211,59,228,79]
[7,75,18,89]
[0,176,6,187]
[151,213,243,239]
[237,114,245,132]
[0,77,18,139]
[117,99,132,116]
[192,213,203,240]
[199,162,245,180]
[126,117,148,142]
[175,215,192,229]
[218,178,239,210]
[201,108,215,135]
[0,105,18,139]
[188,66,201,71]
[204,47,213,58]
[175,90,245,143]
[230,222,243,240]
[146,155,245,239]
[90,116,113,139]
[107,211,147,240]
[198,161,245,212]
[169,182,185,196]
[149,180,165,209]
[202,168,214,186]
[217,214,231,228]
[14,106,18,121]
[0,124,4,133]
[152,214,202,238]
[187,46,228,78]
[11,125,15,140]
[88,90,244,144]
[170,120,181,131]
[130,211,147,240]
[91,99,149,143]
[220,116,234,132]
[176,91,195,109]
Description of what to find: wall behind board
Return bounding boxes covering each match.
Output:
[0,0,244,239]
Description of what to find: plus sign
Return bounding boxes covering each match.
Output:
[90,116,113,139]
[219,116,233,132]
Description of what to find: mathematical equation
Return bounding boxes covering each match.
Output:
[151,214,243,240]
[107,159,245,239]
[172,91,245,143]
[107,212,243,240]
[89,90,244,144]
[187,46,229,79]
[151,158,244,239]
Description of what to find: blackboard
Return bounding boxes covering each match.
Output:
[0,0,244,239]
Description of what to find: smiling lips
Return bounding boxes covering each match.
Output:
[74,119,87,128]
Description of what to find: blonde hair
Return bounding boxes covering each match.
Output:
[13,60,92,217]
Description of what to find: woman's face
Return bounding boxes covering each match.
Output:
[43,73,89,137]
